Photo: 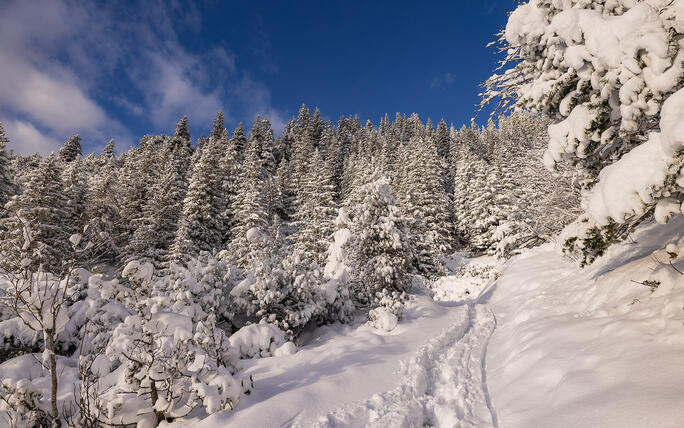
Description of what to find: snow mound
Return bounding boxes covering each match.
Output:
[228,323,292,359]
[367,307,398,332]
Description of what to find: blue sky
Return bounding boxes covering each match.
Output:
[0,0,510,155]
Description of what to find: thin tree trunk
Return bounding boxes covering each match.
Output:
[47,331,61,427]
[150,379,164,425]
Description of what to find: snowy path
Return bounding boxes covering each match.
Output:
[309,303,499,428]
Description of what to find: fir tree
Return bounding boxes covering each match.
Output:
[59,135,82,163]
[229,123,247,162]
[435,119,450,160]
[398,137,452,256]
[228,136,270,268]
[0,123,16,215]
[0,155,71,273]
[170,136,225,264]
[292,148,338,264]
[344,171,414,306]
[61,156,89,243]
[85,156,120,263]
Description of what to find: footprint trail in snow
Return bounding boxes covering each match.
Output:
[306,304,499,428]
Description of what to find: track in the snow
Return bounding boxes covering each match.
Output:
[307,304,499,428]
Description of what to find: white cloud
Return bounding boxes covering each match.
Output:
[0,54,107,134]
[234,75,287,134]
[0,0,285,152]
[2,118,62,155]
[134,51,225,129]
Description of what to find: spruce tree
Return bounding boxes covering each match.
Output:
[435,119,450,160]
[0,123,16,215]
[228,136,270,268]
[59,135,82,163]
[85,155,120,264]
[0,155,71,273]
[344,171,414,306]
[292,148,338,265]
[61,156,89,243]
[228,123,247,162]
[170,136,224,264]
[399,137,452,256]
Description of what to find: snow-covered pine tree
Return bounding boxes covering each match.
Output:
[218,126,244,244]
[232,223,325,338]
[85,154,121,264]
[290,104,315,197]
[229,122,247,162]
[435,118,450,160]
[228,121,272,268]
[482,0,684,263]
[400,137,452,255]
[59,135,82,163]
[273,157,296,222]
[170,115,194,175]
[61,156,89,249]
[170,133,225,264]
[116,136,161,260]
[129,148,188,268]
[292,148,338,264]
[394,138,451,275]
[0,122,16,216]
[102,139,115,160]
[344,171,414,307]
[0,155,71,273]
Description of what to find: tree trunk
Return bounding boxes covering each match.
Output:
[150,379,164,426]
[47,331,61,427]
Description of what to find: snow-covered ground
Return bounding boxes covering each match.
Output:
[188,296,483,427]
[487,217,684,428]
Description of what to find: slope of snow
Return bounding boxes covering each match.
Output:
[487,217,684,428]
[190,296,458,427]
[310,305,498,428]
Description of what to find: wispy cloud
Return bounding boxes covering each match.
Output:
[0,118,62,155]
[0,0,285,154]
[430,72,456,89]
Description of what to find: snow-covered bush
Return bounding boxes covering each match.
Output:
[228,322,295,358]
[482,0,684,263]
[232,231,327,338]
[367,289,407,332]
[167,251,239,328]
[92,260,245,426]
[0,378,50,428]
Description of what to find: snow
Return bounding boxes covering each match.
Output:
[545,105,595,167]
[311,305,498,428]
[2,218,683,427]
[431,256,498,302]
[228,322,290,359]
[487,218,684,428]
[121,260,154,284]
[189,294,477,428]
[586,132,671,223]
[587,86,684,225]
[367,307,398,332]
